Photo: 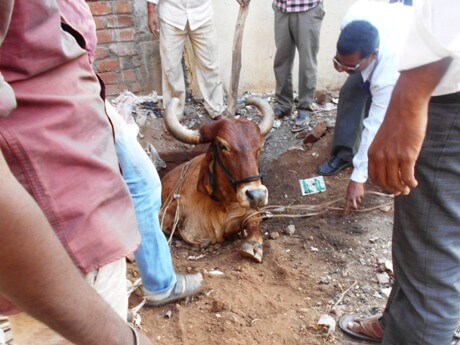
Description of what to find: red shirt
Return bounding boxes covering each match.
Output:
[0,0,140,314]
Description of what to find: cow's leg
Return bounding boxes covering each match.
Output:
[239,217,263,263]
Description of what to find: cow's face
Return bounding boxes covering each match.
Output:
[163,97,274,208]
[198,118,268,208]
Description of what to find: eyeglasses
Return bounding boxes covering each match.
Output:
[332,56,365,74]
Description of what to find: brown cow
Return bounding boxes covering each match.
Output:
[160,98,274,262]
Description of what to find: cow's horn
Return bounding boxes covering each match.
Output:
[246,98,274,136]
[164,98,203,145]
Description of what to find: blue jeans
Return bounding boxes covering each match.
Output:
[107,103,176,295]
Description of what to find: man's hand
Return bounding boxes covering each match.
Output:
[236,0,250,7]
[345,180,365,214]
[368,58,452,195]
[147,4,159,38]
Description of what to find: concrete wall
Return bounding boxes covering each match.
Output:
[212,0,358,95]
[89,0,362,97]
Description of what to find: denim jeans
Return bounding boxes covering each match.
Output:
[106,102,176,296]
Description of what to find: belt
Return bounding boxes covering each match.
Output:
[430,91,460,104]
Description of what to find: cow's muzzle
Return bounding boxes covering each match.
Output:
[238,184,268,208]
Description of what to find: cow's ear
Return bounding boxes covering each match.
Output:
[197,147,214,195]
[199,120,223,143]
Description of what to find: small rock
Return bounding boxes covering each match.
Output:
[369,236,379,243]
[164,310,172,319]
[317,314,336,334]
[384,259,394,273]
[318,276,331,285]
[373,292,384,299]
[379,205,392,213]
[381,287,392,298]
[298,308,310,314]
[269,231,280,240]
[284,224,296,236]
[376,272,390,284]
[308,236,314,241]
[310,246,319,253]
[273,119,281,128]
[316,301,323,306]
[207,270,224,278]
[210,300,227,313]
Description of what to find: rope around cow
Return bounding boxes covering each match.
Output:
[160,162,394,243]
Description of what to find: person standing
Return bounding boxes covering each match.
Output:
[272,0,325,128]
[0,0,153,343]
[147,0,246,120]
[340,0,460,343]
[57,0,203,308]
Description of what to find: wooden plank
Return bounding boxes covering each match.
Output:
[227,4,250,116]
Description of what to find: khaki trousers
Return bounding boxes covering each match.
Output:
[160,20,226,119]
[8,258,127,345]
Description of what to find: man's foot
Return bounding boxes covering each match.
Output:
[295,110,311,126]
[144,273,203,307]
[339,313,384,343]
[273,107,292,119]
[316,156,352,176]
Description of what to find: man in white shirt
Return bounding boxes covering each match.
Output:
[317,1,412,213]
[340,0,460,344]
[147,0,247,120]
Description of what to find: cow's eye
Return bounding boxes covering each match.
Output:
[218,143,228,152]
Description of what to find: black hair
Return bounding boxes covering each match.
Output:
[337,20,380,58]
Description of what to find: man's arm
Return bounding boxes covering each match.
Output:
[0,151,151,345]
[368,58,452,195]
[147,0,159,38]
[345,81,396,213]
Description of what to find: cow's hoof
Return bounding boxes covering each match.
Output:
[239,241,263,263]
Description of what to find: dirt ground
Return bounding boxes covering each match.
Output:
[126,95,395,345]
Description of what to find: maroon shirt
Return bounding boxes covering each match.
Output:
[0,0,139,314]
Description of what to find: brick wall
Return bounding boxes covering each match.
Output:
[87,0,158,98]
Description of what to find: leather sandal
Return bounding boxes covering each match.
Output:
[339,313,384,343]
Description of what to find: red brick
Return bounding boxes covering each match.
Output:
[96,58,120,73]
[119,28,135,42]
[106,15,134,29]
[130,82,142,93]
[105,83,129,97]
[88,1,112,16]
[109,43,135,57]
[95,47,109,60]
[114,1,132,14]
[117,16,134,28]
[121,69,137,82]
[99,71,120,84]
[96,29,114,44]
[93,17,106,30]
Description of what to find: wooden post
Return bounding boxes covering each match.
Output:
[227,4,250,117]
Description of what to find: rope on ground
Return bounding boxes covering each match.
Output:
[240,191,394,229]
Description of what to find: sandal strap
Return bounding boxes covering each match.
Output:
[356,316,384,339]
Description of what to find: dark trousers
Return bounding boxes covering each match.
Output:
[331,73,372,162]
[382,97,460,345]
[273,3,324,111]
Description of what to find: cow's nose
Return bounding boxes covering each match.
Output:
[245,189,267,206]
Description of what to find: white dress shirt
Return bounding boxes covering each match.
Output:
[147,0,214,31]
[341,1,413,183]
[399,0,460,96]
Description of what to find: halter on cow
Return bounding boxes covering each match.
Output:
[160,98,274,262]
